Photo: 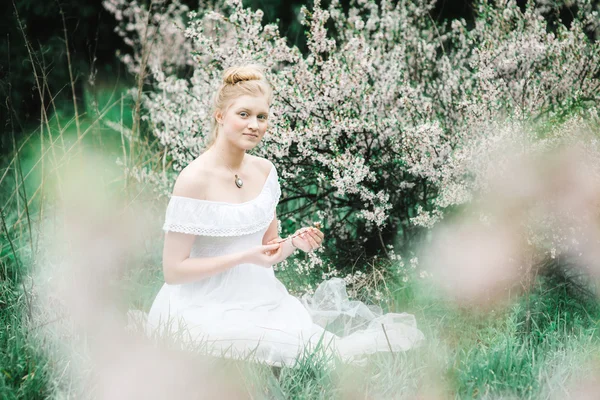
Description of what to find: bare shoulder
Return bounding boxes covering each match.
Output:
[172,159,211,199]
[249,154,274,176]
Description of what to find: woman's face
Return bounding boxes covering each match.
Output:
[216,94,270,151]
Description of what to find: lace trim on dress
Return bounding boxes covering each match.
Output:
[162,164,281,237]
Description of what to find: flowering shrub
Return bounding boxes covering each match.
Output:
[104,0,600,285]
[407,0,600,230]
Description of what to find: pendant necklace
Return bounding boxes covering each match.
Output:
[217,152,244,189]
[234,175,243,188]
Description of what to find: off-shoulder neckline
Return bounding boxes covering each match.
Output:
[170,164,275,207]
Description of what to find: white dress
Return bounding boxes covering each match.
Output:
[146,161,424,367]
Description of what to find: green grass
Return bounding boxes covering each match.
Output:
[0,271,51,399]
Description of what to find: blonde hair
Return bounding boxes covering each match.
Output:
[206,64,273,150]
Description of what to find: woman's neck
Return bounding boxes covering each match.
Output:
[208,141,247,170]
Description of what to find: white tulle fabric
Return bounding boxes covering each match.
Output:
[145,161,424,366]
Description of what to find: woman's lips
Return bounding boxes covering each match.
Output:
[243,133,258,138]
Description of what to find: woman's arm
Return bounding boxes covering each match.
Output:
[161,167,282,285]
[263,211,325,255]
[162,231,266,285]
[262,211,297,259]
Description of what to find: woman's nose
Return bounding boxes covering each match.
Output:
[248,117,258,129]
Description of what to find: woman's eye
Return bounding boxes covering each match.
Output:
[259,115,267,120]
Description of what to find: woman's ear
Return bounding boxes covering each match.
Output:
[214,110,224,125]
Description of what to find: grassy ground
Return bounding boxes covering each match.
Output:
[2,83,600,399]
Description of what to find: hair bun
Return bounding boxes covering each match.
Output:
[222,64,265,85]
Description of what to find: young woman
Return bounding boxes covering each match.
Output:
[146,64,424,367]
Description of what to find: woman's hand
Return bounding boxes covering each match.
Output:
[289,227,324,253]
[244,243,283,267]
